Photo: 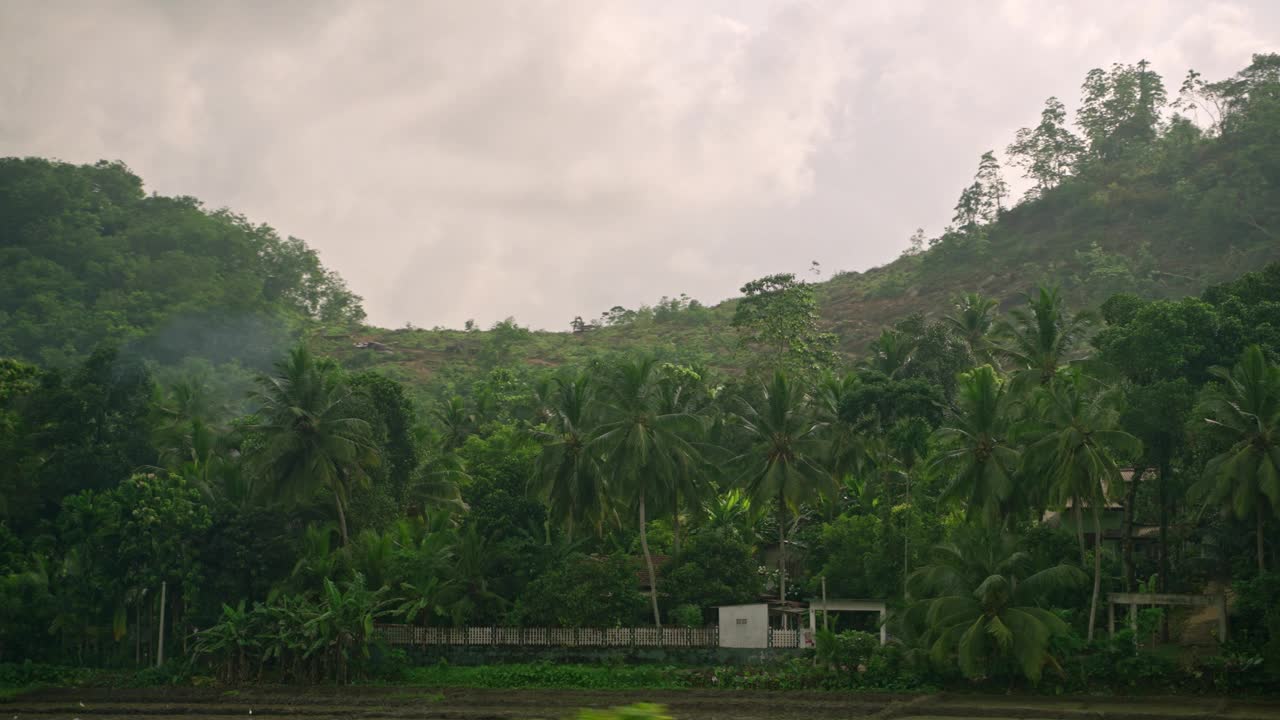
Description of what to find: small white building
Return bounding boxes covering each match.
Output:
[716,603,770,648]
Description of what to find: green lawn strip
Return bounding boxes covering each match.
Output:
[398,664,692,690]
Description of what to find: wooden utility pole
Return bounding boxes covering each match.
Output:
[821,576,829,630]
[156,581,167,667]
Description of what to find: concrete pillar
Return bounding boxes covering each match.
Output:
[1108,601,1115,638]
[879,609,886,646]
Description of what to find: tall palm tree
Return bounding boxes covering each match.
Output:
[252,347,380,546]
[812,371,863,500]
[944,292,1000,365]
[864,329,916,379]
[996,286,1092,388]
[933,366,1022,527]
[1023,368,1141,641]
[899,531,1087,684]
[593,356,702,627]
[532,372,609,538]
[732,371,837,603]
[655,366,712,556]
[1193,345,1280,572]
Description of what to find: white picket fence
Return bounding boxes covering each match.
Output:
[376,624,719,648]
[768,628,803,648]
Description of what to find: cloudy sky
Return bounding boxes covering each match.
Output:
[2,1,1277,330]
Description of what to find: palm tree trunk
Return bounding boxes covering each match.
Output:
[672,489,682,557]
[1259,506,1267,574]
[1088,502,1102,642]
[334,488,350,547]
[1123,467,1142,592]
[1073,496,1087,566]
[777,493,787,604]
[638,496,661,627]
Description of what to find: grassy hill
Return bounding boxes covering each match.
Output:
[315,96,1280,391]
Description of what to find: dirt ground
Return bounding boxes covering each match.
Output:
[6,686,1280,719]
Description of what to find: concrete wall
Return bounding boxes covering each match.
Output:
[717,604,769,648]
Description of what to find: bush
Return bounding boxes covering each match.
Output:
[0,661,94,689]
[814,630,878,672]
[515,553,646,627]
[669,604,703,628]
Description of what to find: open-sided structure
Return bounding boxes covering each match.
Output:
[1107,592,1228,642]
[806,598,888,645]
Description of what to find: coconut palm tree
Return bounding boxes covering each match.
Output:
[654,365,713,556]
[251,346,380,546]
[933,365,1022,526]
[593,356,703,626]
[864,329,917,379]
[1193,344,1280,572]
[1023,367,1141,641]
[732,371,837,603]
[996,286,1092,388]
[812,370,864,501]
[532,372,609,538]
[944,292,1000,365]
[900,531,1087,684]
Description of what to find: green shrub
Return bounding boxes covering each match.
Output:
[669,604,703,628]
[814,629,878,672]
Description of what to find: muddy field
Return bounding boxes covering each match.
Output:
[6,687,1280,719]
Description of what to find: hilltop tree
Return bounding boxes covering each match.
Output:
[1007,97,1084,198]
[1077,60,1167,160]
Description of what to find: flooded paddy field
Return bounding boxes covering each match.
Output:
[6,687,1280,720]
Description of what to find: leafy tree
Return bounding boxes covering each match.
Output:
[1193,345,1280,572]
[731,273,836,372]
[662,531,761,611]
[1077,60,1167,160]
[1007,97,1084,198]
[976,151,1009,219]
[900,532,1087,684]
[251,347,380,546]
[516,553,645,627]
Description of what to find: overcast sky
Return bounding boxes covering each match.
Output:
[2,1,1277,330]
